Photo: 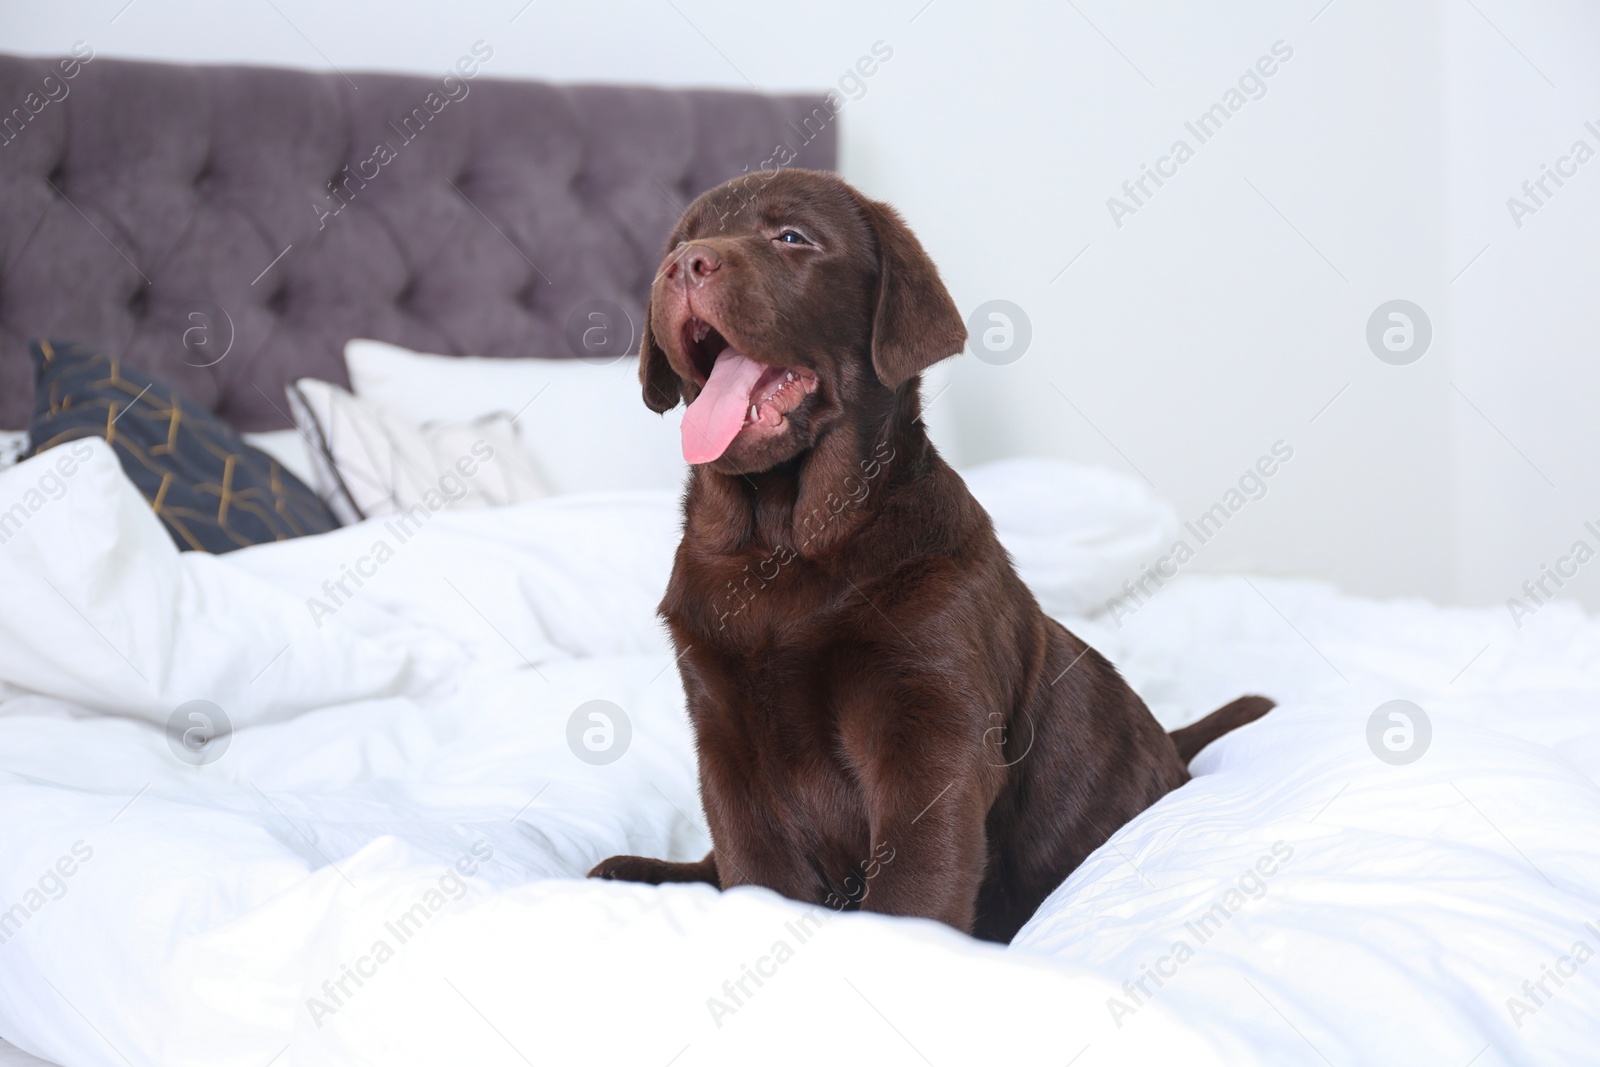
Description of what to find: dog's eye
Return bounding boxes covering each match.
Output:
[775,229,811,246]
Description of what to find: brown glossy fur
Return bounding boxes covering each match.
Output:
[590,169,1272,942]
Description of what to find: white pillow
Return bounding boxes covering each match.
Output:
[240,429,316,487]
[344,339,688,496]
[286,378,549,524]
[959,457,1180,618]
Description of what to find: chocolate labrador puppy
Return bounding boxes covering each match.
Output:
[590,168,1271,943]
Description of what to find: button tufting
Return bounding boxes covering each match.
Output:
[395,279,417,308]
[126,287,150,317]
[45,164,67,191]
[266,287,290,315]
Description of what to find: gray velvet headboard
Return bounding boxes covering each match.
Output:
[0,52,834,430]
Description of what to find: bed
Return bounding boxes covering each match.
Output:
[2,53,1599,1067]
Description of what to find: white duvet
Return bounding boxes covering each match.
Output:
[1,440,1597,1066]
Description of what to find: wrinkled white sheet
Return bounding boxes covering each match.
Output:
[1021,579,1600,1065]
[1,440,1596,1065]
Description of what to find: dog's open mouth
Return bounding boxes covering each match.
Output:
[680,316,818,464]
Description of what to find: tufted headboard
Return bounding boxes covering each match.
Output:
[0,51,835,430]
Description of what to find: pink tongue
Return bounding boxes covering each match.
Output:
[681,347,767,463]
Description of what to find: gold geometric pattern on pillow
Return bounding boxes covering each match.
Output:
[29,339,337,552]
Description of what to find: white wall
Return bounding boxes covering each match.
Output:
[1443,0,1600,618]
[6,0,1596,611]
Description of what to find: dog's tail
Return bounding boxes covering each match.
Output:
[1168,695,1275,764]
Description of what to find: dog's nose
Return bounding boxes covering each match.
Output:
[664,243,721,287]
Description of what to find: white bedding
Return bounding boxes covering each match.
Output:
[1,441,1597,1065]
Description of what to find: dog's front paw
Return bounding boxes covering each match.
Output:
[588,854,668,882]
[587,853,721,886]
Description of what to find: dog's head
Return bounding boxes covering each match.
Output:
[639,169,965,475]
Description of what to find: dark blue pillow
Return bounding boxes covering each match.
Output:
[26,338,340,552]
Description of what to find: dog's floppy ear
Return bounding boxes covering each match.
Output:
[860,196,966,390]
[638,300,682,413]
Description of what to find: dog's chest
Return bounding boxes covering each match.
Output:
[672,565,878,783]
[666,537,917,796]
[681,634,875,869]
[693,547,822,639]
